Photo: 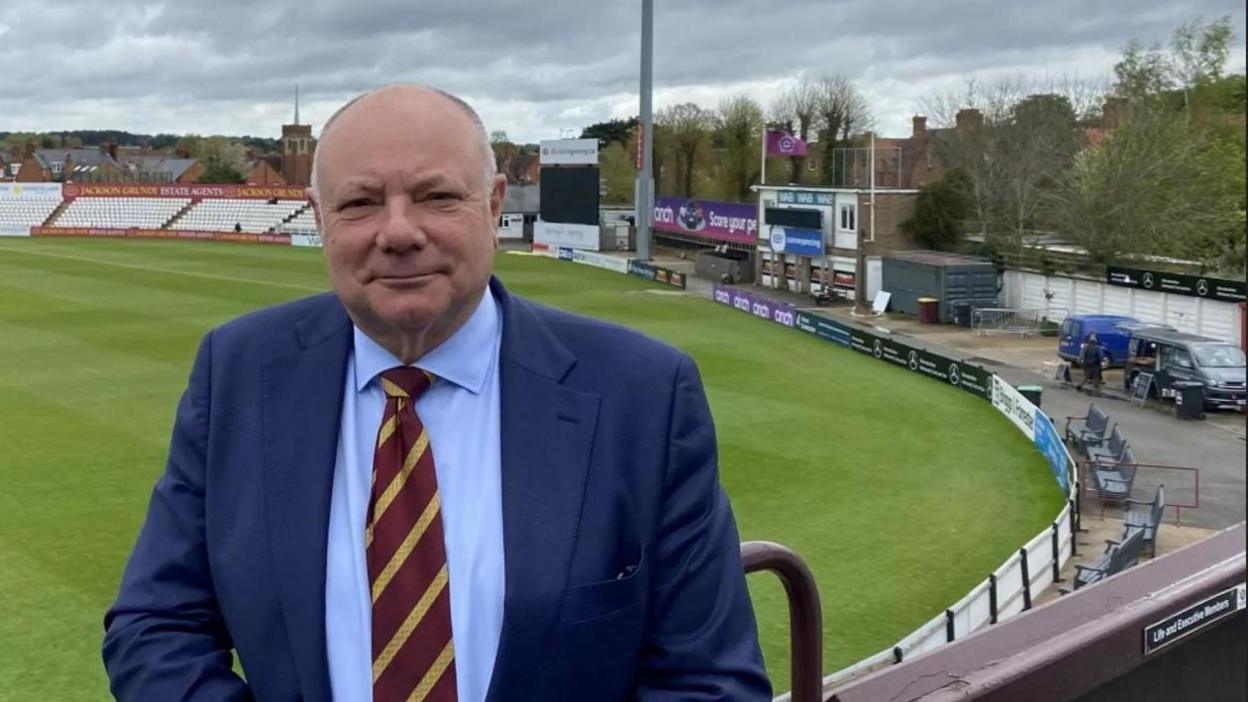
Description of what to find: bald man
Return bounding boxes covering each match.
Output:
[103,85,770,702]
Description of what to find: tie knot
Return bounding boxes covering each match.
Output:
[380,367,435,400]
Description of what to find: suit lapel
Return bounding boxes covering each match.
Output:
[486,282,601,701]
[260,295,352,702]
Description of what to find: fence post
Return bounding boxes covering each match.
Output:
[1068,499,1078,556]
[1051,523,1063,582]
[989,574,999,625]
[1019,547,1033,611]
[945,609,956,643]
[1075,479,1085,532]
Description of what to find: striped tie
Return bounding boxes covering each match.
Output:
[367,367,457,702]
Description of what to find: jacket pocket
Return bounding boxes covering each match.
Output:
[559,547,647,624]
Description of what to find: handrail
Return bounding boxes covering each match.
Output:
[741,541,824,702]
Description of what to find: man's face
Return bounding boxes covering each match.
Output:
[312,91,505,345]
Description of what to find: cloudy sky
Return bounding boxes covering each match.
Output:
[0,0,1243,142]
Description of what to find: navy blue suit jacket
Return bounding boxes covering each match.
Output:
[103,279,770,701]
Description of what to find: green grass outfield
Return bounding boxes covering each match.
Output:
[0,238,1063,697]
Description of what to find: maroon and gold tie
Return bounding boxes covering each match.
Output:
[367,367,457,702]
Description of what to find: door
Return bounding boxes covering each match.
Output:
[1059,319,1082,359]
[1158,344,1196,389]
[865,256,882,302]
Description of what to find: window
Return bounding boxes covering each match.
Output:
[839,203,856,231]
[1172,349,1193,370]
[51,162,63,174]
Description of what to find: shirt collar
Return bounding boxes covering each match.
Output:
[352,288,500,395]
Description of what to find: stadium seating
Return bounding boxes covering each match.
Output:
[56,197,190,229]
[173,199,308,233]
[1072,525,1146,590]
[1122,485,1165,558]
[0,195,62,229]
[279,207,318,234]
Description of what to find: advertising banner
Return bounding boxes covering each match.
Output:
[569,249,630,274]
[0,183,63,198]
[711,284,796,327]
[539,139,599,165]
[1032,410,1070,493]
[0,225,31,237]
[844,324,991,400]
[991,375,1036,441]
[61,183,309,200]
[30,226,291,245]
[794,311,851,347]
[534,220,599,250]
[530,242,557,257]
[627,260,686,289]
[653,197,758,245]
[1106,265,1246,304]
[766,226,824,257]
[290,233,322,248]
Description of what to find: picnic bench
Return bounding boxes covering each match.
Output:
[1064,404,1110,453]
[1123,485,1166,558]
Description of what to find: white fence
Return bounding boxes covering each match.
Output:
[520,248,1084,700]
[813,392,1079,694]
[1003,269,1242,344]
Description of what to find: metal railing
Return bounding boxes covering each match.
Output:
[741,541,823,702]
[973,307,1045,336]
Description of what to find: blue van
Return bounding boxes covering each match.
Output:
[1058,314,1139,369]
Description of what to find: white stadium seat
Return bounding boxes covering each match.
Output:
[0,195,62,229]
[55,197,190,229]
[173,199,309,233]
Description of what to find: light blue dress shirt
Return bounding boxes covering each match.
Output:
[326,290,505,702]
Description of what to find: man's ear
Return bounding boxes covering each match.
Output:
[306,187,323,230]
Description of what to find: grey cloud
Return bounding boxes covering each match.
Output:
[0,0,1243,140]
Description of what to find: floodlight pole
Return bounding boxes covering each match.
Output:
[636,0,654,261]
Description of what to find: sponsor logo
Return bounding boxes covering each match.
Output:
[769,228,786,251]
[947,363,960,387]
[872,339,883,359]
[1143,272,1154,289]
[1197,279,1209,296]
[908,350,919,371]
[714,288,731,305]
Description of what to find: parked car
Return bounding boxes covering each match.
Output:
[1058,314,1139,369]
[1124,327,1247,410]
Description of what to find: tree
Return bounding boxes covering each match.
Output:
[770,77,821,182]
[197,161,247,184]
[580,117,638,146]
[199,136,248,175]
[812,75,872,185]
[598,142,635,206]
[1171,16,1235,101]
[489,130,514,173]
[656,103,712,197]
[1048,107,1242,267]
[902,171,974,249]
[715,95,764,201]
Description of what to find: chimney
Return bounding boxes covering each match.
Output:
[175,146,190,159]
[105,141,118,161]
[955,108,984,132]
[24,139,35,158]
[912,115,927,138]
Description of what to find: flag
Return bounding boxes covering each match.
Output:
[766,129,808,157]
